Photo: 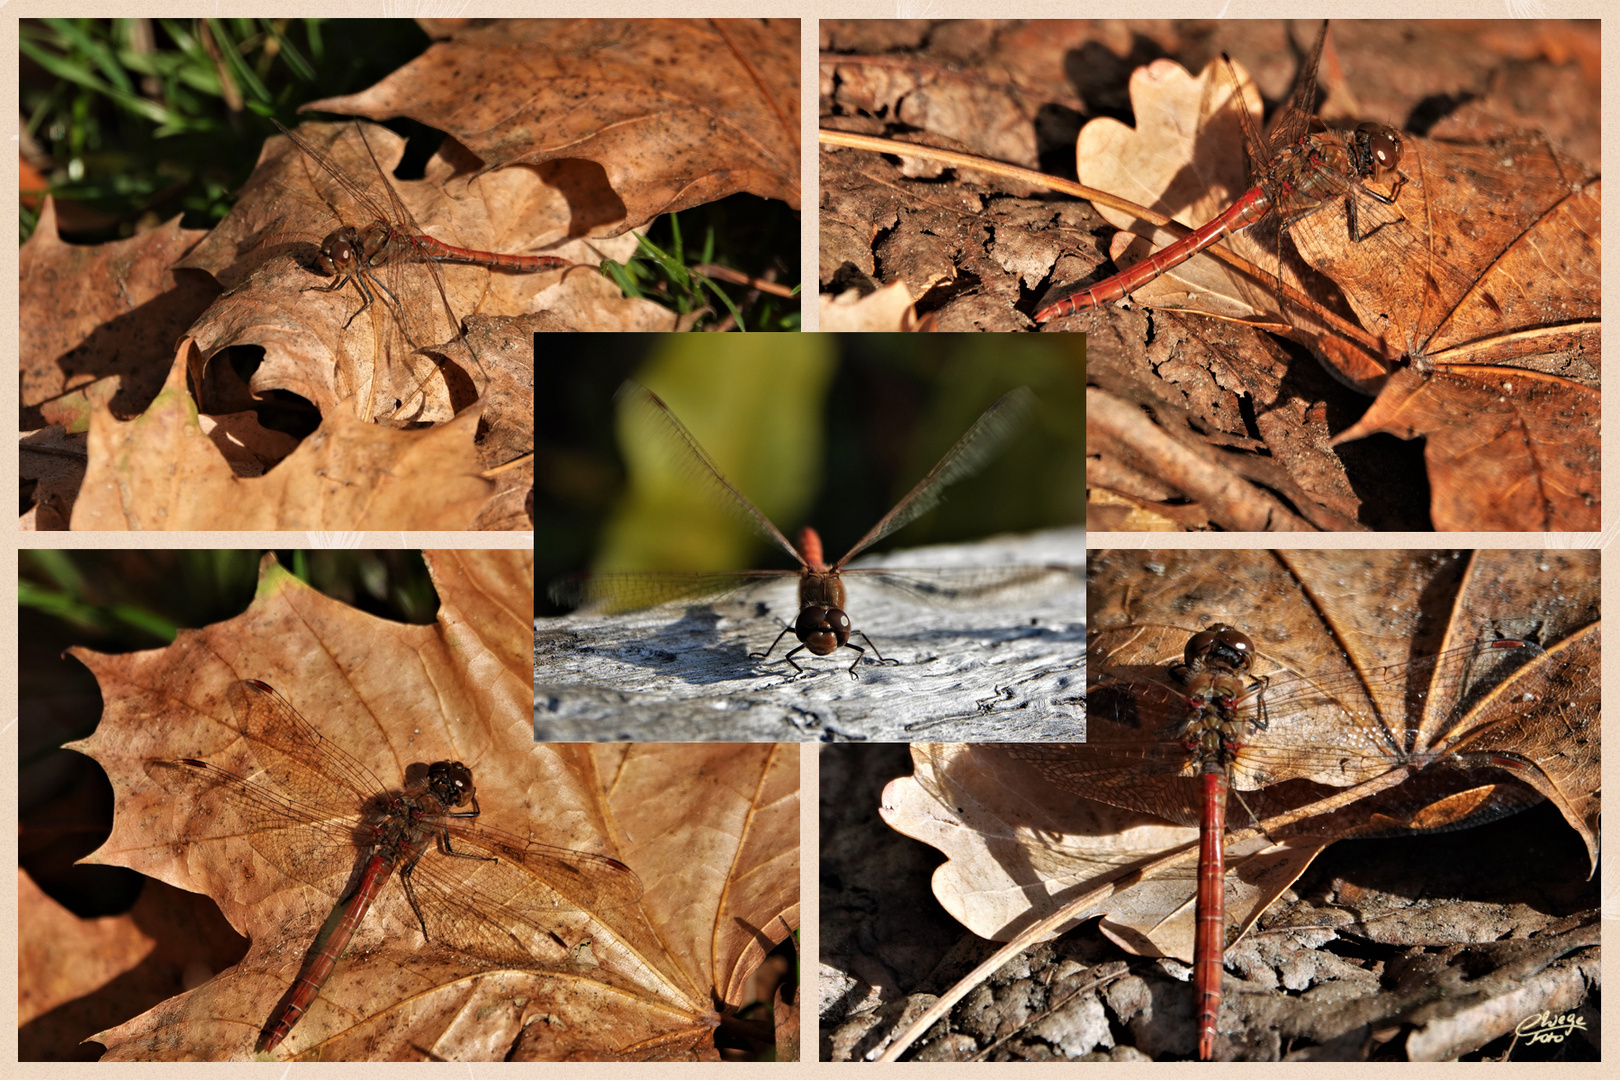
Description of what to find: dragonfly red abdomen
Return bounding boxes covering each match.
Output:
[1034,23,1408,327]
[1167,624,1259,1060]
[1195,767,1228,1060]
[1034,185,1274,321]
[797,526,829,572]
[262,849,399,1051]
[405,229,572,272]
[152,680,643,1055]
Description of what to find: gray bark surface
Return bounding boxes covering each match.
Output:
[536,528,1084,741]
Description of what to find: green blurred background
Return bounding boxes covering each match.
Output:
[538,334,1085,615]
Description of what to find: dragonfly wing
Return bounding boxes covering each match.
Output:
[1269,21,1330,150]
[1009,742,1208,827]
[403,828,643,965]
[271,120,390,229]
[1091,637,1556,821]
[839,565,1080,607]
[836,388,1036,566]
[549,570,793,615]
[341,122,466,362]
[226,680,394,817]
[148,756,366,897]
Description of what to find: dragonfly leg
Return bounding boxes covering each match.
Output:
[445,789,482,820]
[749,623,797,666]
[840,640,867,678]
[436,832,499,863]
[361,267,426,349]
[398,854,437,940]
[752,641,808,675]
[303,270,376,331]
[846,630,900,679]
[1227,786,1277,843]
[1248,673,1272,732]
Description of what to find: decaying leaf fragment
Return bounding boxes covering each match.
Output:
[69,340,492,531]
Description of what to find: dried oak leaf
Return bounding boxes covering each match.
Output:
[178,122,644,423]
[883,549,1597,1057]
[310,18,801,231]
[20,198,215,431]
[20,423,91,530]
[818,282,925,331]
[68,552,799,1060]
[461,315,539,531]
[1069,56,1291,326]
[69,341,491,531]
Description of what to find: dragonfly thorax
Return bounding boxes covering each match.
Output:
[1174,625,1261,767]
[798,569,848,611]
[1177,670,1254,772]
[1270,134,1355,215]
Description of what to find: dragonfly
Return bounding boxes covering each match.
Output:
[552,382,1053,677]
[1015,624,1559,1059]
[148,679,642,1054]
[1034,21,1406,324]
[271,119,573,416]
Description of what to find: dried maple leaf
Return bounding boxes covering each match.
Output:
[1082,549,1599,863]
[1327,365,1598,530]
[63,552,799,1060]
[1290,128,1599,531]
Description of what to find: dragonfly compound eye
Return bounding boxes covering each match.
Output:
[1184,624,1255,672]
[428,761,476,805]
[1355,122,1402,172]
[1185,629,1216,667]
[1208,626,1256,671]
[318,236,352,275]
[797,605,851,655]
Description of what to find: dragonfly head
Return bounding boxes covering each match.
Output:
[426,760,477,809]
[1351,123,1406,202]
[795,604,852,656]
[317,228,358,277]
[1179,624,1256,675]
